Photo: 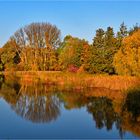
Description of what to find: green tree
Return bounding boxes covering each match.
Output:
[90,27,117,74]
[93,28,105,48]
[59,35,89,71]
[88,28,105,73]
[117,22,128,48]
[104,27,118,74]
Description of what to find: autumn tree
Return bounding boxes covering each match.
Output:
[80,42,92,72]
[0,48,4,71]
[9,22,61,71]
[58,35,91,72]
[1,22,140,75]
[113,29,140,76]
[0,41,20,71]
[129,23,140,35]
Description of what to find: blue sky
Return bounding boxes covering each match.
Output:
[0,1,140,47]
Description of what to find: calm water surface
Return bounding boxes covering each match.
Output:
[0,74,140,139]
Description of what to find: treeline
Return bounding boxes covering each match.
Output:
[0,22,140,76]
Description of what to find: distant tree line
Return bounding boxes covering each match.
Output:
[0,22,140,76]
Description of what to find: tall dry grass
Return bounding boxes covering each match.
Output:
[3,71,140,91]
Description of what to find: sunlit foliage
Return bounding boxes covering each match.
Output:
[0,22,139,76]
[114,30,140,76]
[1,22,61,71]
[58,35,91,72]
[0,40,20,71]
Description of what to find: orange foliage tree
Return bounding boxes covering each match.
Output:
[113,30,140,76]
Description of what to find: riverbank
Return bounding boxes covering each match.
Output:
[3,71,140,91]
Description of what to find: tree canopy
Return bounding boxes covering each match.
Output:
[1,22,61,71]
[113,29,140,76]
[0,22,139,76]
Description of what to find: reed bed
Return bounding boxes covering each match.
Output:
[3,71,140,91]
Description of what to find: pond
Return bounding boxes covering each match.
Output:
[0,74,140,139]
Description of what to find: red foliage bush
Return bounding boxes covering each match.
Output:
[67,65,79,73]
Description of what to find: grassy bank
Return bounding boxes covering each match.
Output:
[3,71,140,91]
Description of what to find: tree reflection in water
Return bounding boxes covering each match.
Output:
[0,74,140,138]
[11,95,60,123]
[122,88,140,121]
[0,75,61,123]
[0,74,4,89]
[87,97,121,130]
[120,88,140,137]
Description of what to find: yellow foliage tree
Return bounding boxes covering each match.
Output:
[113,30,140,76]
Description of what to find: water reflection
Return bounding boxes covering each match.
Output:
[123,88,140,121]
[87,97,120,130]
[0,74,4,89]
[0,75,61,123]
[11,95,60,123]
[0,74,140,138]
[121,88,140,137]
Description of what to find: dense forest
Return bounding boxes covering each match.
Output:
[0,22,140,76]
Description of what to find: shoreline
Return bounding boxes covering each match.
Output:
[2,71,140,91]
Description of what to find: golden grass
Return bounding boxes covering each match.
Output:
[3,71,140,91]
